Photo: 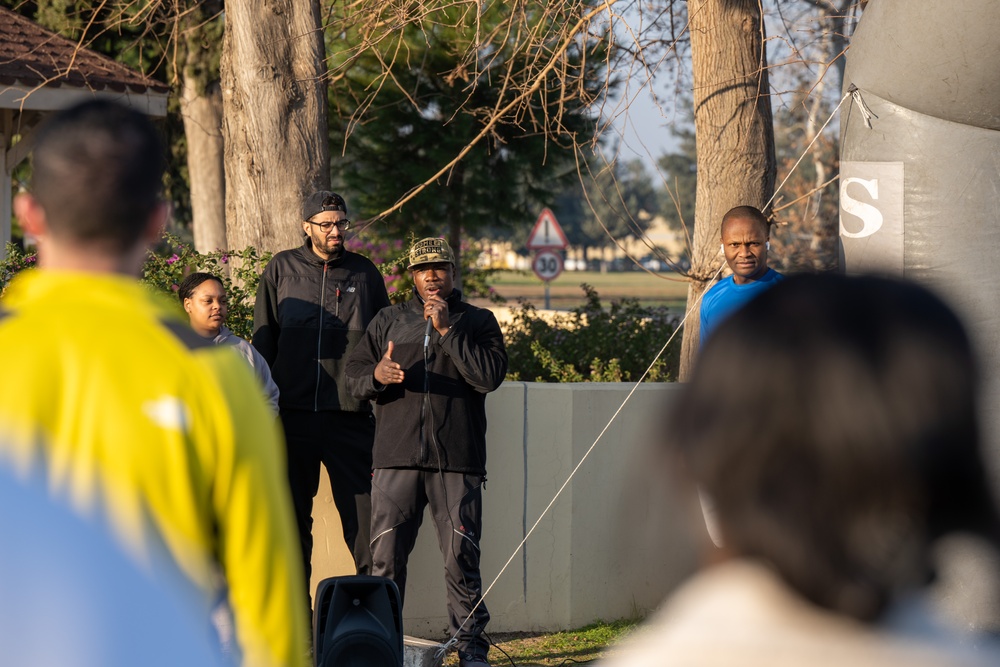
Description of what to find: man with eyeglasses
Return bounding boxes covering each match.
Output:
[253,191,390,610]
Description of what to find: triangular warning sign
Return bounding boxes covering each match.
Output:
[526,208,569,249]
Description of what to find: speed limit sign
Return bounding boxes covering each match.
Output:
[532,250,563,282]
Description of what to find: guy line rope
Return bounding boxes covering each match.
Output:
[439,89,857,658]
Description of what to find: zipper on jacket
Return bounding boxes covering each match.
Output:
[419,314,431,464]
[315,263,328,411]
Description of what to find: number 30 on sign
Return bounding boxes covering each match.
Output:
[532,250,563,282]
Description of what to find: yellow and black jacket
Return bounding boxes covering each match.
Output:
[0,270,308,667]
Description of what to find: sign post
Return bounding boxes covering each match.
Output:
[526,208,569,309]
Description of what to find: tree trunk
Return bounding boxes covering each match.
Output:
[181,75,227,253]
[805,0,861,269]
[678,0,776,380]
[826,0,859,94]
[221,0,329,255]
[805,64,830,268]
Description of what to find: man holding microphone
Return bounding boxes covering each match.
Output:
[346,237,507,667]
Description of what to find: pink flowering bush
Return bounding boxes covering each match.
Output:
[346,237,409,303]
[4,233,498,338]
[4,237,268,339]
[142,234,271,339]
[0,243,37,296]
[5,238,671,383]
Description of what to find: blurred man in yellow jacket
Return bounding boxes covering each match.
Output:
[0,100,308,667]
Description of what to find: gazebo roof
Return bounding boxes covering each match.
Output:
[0,7,172,259]
[0,6,169,113]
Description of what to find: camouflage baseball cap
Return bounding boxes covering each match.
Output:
[407,237,456,269]
[302,191,347,220]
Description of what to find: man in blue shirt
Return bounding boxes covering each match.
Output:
[700,206,784,346]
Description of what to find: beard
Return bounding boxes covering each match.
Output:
[325,242,345,260]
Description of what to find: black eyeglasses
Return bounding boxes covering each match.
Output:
[306,219,351,231]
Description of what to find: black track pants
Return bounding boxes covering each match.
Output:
[281,409,374,604]
[370,468,490,656]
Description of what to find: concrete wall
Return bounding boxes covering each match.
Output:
[310,382,704,638]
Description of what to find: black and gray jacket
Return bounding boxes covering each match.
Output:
[344,291,507,474]
[252,240,390,413]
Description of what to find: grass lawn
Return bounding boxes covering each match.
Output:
[440,618,641,666]
[479,270,689,311]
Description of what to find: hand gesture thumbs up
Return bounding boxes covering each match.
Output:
[375,340,404,385]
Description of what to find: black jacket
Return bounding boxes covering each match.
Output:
[252,241,390,412]
[345,291,507,474]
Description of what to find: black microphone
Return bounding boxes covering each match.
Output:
[423,315,433,396]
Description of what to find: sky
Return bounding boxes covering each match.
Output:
[600,0,861,176]
[598,2,691,175]
[610,92,686,173]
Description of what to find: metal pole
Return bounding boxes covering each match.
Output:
[544,281,550,310]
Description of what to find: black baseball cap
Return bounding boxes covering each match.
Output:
[302,191,347,220]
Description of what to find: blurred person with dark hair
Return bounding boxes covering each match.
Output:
[179,272,279,413]
[0,100,308,667]
[601,273,1000,667]
[699,205,783,346]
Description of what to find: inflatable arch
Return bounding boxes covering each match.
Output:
[841,0,1000,467]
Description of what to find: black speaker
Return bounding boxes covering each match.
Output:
[313,575,403,667]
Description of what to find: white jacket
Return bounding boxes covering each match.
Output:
[599,559,1000,667]
[213,326,280,414]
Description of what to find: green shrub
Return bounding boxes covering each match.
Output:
[504,284,680,382]
[5,242,679,382]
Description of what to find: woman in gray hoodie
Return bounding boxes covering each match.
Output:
[179,272,280,414]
